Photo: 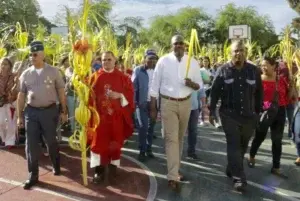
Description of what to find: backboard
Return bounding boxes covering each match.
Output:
[229,25,250,40]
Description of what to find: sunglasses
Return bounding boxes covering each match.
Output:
[30,53,38,57]
[173,42,184,46]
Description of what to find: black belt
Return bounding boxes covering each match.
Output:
[27,103,56,110]
[160,94,191,101]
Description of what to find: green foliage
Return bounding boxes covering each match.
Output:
[139,7,216,49]
[214,3,278,49]
[287,0,300,14]
[0,0,40,28]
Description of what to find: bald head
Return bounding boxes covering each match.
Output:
[171,35,184,45]
[171,35,185,59]
[231,40,245,52]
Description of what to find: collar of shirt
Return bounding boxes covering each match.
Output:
[30,63,49,72]
[229,61,248,69]
[102,68,114,73]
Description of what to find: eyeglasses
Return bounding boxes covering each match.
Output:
[30,53,38,57]
[173,42,184,46]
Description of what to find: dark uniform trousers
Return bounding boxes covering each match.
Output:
[25,104,60,180]
[220,111,256,182]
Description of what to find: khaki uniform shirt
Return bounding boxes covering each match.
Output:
[19,64,65,107]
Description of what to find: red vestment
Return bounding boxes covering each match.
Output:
[88,68,134,166]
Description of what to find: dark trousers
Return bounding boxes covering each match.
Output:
[220,113,256,181]
[294,107,300,157]
[249,106,286,169]
[187,109,200,154]
[25,105,60,180]
[137,102,156,152]
[286,103,295,138]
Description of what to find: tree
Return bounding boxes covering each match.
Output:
[140,7,216,49]
[38,17,57,33]
[116,16,144,47]
[89,0,113,31]
[0,0,41,29]
[214,3,278,49]
[54,0,112,32]
[287,0,300,14]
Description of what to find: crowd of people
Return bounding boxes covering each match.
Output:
[0,35,299,193]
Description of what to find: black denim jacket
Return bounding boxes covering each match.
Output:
[209,61,263,120]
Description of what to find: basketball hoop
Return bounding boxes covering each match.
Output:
[229,25,250,40]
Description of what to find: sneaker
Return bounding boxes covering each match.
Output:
[233,179,247,192]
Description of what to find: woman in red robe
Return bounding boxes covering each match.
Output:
[88,51,134,184]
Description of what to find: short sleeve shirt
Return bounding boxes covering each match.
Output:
[19,64,65,107]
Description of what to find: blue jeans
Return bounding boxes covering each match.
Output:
[286,103,295,138]
[187,109,200,154]
[137,102,156,152]
[294,106,300,157]
[67,96,76,132]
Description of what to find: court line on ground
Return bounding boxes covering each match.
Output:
[0,153,157,201]
[122,154,158,201]
[0,177,84,201]
[122,148,300,201]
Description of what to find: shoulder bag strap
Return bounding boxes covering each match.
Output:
[273,69,279,103]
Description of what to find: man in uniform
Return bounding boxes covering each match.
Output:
[17,41,68,190]
[209,40,263,192]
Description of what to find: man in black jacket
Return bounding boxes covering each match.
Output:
[209,40,263,192]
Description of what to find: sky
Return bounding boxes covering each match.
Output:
[37,0,298,34]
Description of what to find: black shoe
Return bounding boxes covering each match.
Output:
[187,153,198,160]
[53,167,61,176]
[178,172,186,181]
[23,179,39,190]
[146,150,155,158]
[93,166,106,184]
[233,180,247,192]
[247,157,255,168]
[138,152,147,162]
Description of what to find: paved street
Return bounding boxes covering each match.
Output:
[124,121,300,201]
[1,120,300,201]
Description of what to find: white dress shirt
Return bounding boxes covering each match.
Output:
[150,52,203,98]
[146,68,154,101]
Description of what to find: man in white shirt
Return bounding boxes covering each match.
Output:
[149,35,203,192]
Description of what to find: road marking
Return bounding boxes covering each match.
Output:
[122,147,300,201]
[0,177,85,201]
[122,153,158,201]
[0,153,157,201]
